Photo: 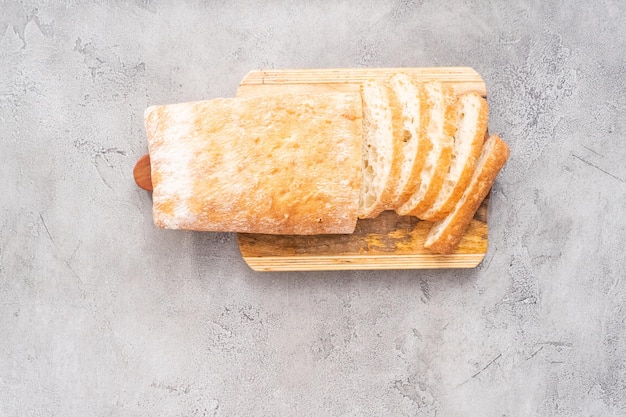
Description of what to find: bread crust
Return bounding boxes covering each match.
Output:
[419,93,489,221]
[145,93,363,235]
[424,134,509,254]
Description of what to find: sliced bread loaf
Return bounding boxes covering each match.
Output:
[419,92,489,222]
[424,134,510,254]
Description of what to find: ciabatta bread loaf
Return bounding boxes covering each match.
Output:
[145,92,363,235]
[144,72,509,253]
[424,134,510,254]
[388,74,432,208]
[358,80,403,218]
[396,82,457,217]
[419,92,488,221]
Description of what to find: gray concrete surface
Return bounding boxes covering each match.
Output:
[1,1,625,415]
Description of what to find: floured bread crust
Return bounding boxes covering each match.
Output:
[145,92,363,235]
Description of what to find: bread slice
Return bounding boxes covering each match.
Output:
[424,134,510,254]
[388,74,432,208]
[419,92,489,222]
[396,81,457,217]
[358,80,403,218]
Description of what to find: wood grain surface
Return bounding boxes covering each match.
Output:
[237,67,487,97]
[133,154,153,191]
[236,67,490,271]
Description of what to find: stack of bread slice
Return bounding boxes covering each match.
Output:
[358,74,509,254]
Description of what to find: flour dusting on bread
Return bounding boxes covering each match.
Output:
[146,93,363,235]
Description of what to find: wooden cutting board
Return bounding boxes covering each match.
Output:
[236,67,490,271]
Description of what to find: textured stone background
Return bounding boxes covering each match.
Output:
[1,1,625,416]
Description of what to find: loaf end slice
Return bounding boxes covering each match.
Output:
[424,134,510,254]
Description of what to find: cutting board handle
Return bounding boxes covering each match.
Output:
[134,154,153,191]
